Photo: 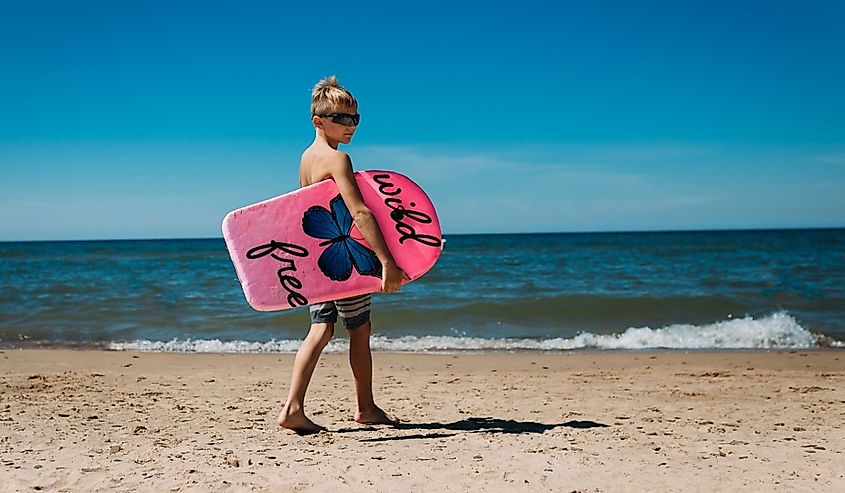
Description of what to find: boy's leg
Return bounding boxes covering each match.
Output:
[278,322,334,433]
[348,321,398,425]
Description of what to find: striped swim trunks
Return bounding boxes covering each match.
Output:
[308,294,372,330]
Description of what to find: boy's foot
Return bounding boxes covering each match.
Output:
[355,406,399,425]
[277,408,326,435]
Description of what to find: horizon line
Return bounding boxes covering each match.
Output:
[2,225,844,243]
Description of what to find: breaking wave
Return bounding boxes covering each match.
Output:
[109,312,842,353]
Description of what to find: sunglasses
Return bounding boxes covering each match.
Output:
[319,113,360,126]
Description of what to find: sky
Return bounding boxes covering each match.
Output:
[1,0,843,240]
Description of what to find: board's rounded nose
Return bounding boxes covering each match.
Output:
[221,210,241,241]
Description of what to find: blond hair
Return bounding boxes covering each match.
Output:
[310,75,357,117]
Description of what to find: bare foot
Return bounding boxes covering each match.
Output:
[355,406,399,425]
[277,407,326,435]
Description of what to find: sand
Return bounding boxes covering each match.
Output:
[1,349,843,492]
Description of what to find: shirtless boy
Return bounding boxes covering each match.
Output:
[277,75,407,434]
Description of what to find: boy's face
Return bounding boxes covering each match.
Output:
[315,104,359,145]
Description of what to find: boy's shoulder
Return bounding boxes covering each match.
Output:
[302,143,350,163]
[299,145,353,186]
[321,149,353,172]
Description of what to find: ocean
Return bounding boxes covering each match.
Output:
[1,229,843,352]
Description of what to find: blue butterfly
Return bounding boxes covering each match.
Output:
[302,195,382,282]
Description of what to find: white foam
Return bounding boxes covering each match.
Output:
[109,312,842,353]
[552,311,834,350]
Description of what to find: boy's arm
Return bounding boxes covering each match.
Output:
[327,153,408,293]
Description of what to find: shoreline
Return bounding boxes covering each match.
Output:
[3,335,844,353]
[3,340,845,354]
[2,349,843,491]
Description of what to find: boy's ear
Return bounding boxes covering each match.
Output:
[312,115,323,128]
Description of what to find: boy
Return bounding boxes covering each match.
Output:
[277,75,407,434]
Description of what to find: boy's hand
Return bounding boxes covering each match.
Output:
[381,261,410,293]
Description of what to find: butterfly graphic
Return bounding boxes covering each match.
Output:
[302,195,382,282]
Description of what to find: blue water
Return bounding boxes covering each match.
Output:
[1,229,843,351]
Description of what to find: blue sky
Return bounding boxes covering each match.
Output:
[1,0,843,240]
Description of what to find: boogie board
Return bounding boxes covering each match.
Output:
[222,170,442,311]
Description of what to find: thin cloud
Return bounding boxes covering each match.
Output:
[352,143,656,186]
[810,153,845,164]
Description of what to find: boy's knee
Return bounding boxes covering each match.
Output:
[349,321,371,337]
[310,323,334,346]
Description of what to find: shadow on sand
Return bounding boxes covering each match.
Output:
[335,417,609,442]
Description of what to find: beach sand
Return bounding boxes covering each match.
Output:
[1,349,843,492]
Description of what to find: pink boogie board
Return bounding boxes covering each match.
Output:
[222,170,443,311]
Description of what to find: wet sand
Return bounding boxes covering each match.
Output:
[1,349,843,492]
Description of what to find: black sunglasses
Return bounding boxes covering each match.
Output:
[319,113,360,126]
